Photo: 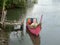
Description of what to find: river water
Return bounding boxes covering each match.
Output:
[9,0,60,45]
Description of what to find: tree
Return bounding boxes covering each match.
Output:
[1,0,7,27]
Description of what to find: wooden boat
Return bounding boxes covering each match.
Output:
[26,23,41,36]
[26,15,43,36]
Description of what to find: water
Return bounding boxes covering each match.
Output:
[38,0,60,45]
[9,0,60,45]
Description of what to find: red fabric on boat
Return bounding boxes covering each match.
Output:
[27,25,41,36]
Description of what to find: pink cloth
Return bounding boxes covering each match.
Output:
[27,25,41,36]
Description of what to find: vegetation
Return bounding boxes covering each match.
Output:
[3,0,28,9]
[0,0,3,8]
[0,0,37,32]
[0,0,37,9]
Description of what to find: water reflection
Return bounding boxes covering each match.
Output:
[26,30,40,45]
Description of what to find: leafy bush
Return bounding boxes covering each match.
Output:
[5,0,27,9]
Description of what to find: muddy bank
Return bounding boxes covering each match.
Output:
[0,29,10,45]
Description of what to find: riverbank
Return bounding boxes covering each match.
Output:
[0,29,9,45]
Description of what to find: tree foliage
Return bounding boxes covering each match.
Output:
[0,0,37,9]
[0,0,3,9]
[5,0,27,9]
